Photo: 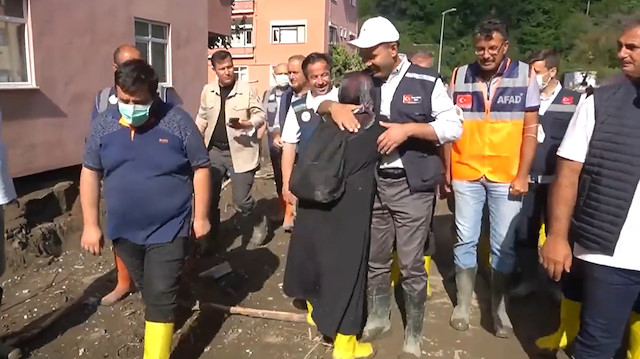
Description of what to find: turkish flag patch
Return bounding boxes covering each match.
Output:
[561,96,574,105]
[456,94,472,109]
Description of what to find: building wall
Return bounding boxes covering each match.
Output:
[209,0,233,35]
[328,0,359,44]
[0,0,230,178]
[225,0,354,96]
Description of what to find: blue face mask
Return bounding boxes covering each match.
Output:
[118,102,152,127]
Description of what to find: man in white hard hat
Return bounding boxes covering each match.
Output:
[316,16,463,359]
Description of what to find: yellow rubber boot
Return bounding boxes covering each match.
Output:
[425,256,432,300]
[143,321,174,359]
[333,333,374,359]
[535,298,581,350]
[391,251,400,287]
[538,222,547,247]
[628,311,640,359]
[306,301,316,327]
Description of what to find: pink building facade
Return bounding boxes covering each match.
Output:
[210,0,358,96]
[0,0,231,178]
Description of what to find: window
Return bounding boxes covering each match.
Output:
[329,25,339,45]
[0,0,30,85]
[271,22,306,44]
[230,19,253,48]
[234,66,249,81]
[135,19,170,83]
[351,0,356,6]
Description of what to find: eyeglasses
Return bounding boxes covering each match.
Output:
[475,42,506,56]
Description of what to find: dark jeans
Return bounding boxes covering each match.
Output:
[113,237,188,323]
[572,259,640,359]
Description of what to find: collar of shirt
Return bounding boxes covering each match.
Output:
[385,54,410,84]
[379,54,411,117]
[539,82,563,116]
[541,82,562,102]
[467,57,512,101]
[304,87,339,109]
[212,80,240,97]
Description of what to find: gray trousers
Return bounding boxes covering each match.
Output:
[369,177,435,294]
[208,146,257,217]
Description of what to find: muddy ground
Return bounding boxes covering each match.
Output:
[0,170,579,359]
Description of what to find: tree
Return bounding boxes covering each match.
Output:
[359,0,639,84]
[330,44,365,86]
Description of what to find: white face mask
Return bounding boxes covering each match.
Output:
[536,72,551,91]
[275,74,290,88]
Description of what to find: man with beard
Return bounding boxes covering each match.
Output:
[446,19,539,338]
[316,16,463,358]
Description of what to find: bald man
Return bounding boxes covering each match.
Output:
[410,52,434,68]
[90,44,142,306]
[262,63,293,227]
[91,44,142,123]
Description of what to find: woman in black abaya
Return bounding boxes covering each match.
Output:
[283,72,383,359]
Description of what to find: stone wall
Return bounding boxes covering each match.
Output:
[3,169,82,274]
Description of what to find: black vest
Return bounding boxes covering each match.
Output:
[571,79,640,255]
[292,95,323,155]
[279,88,294,130]
[531,87,581,177]
[372,64,441,192]
[263,86,292,131]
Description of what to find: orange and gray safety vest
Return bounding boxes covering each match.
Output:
[451,58,532,183]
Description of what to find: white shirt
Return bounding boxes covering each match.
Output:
[281,88,339,144]
[0,108,16,205]
[535,83,562,143]
[379,55,463,169]
[539,82,562,116]
[556,94,640,271]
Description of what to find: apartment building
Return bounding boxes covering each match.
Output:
[211,0,358,96]
[0,0,231,177]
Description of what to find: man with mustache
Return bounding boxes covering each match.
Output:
[445,19,539,339]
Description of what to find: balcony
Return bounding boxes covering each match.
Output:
[232,0,254,15]
[229,46,255,59]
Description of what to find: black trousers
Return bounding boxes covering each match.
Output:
[269,147,283,197]
[515,183,548,249]
[113,237,188,323]
[572,259,640,359]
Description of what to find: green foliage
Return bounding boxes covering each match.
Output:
[330,44,366,86]
[359,0,640,82]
